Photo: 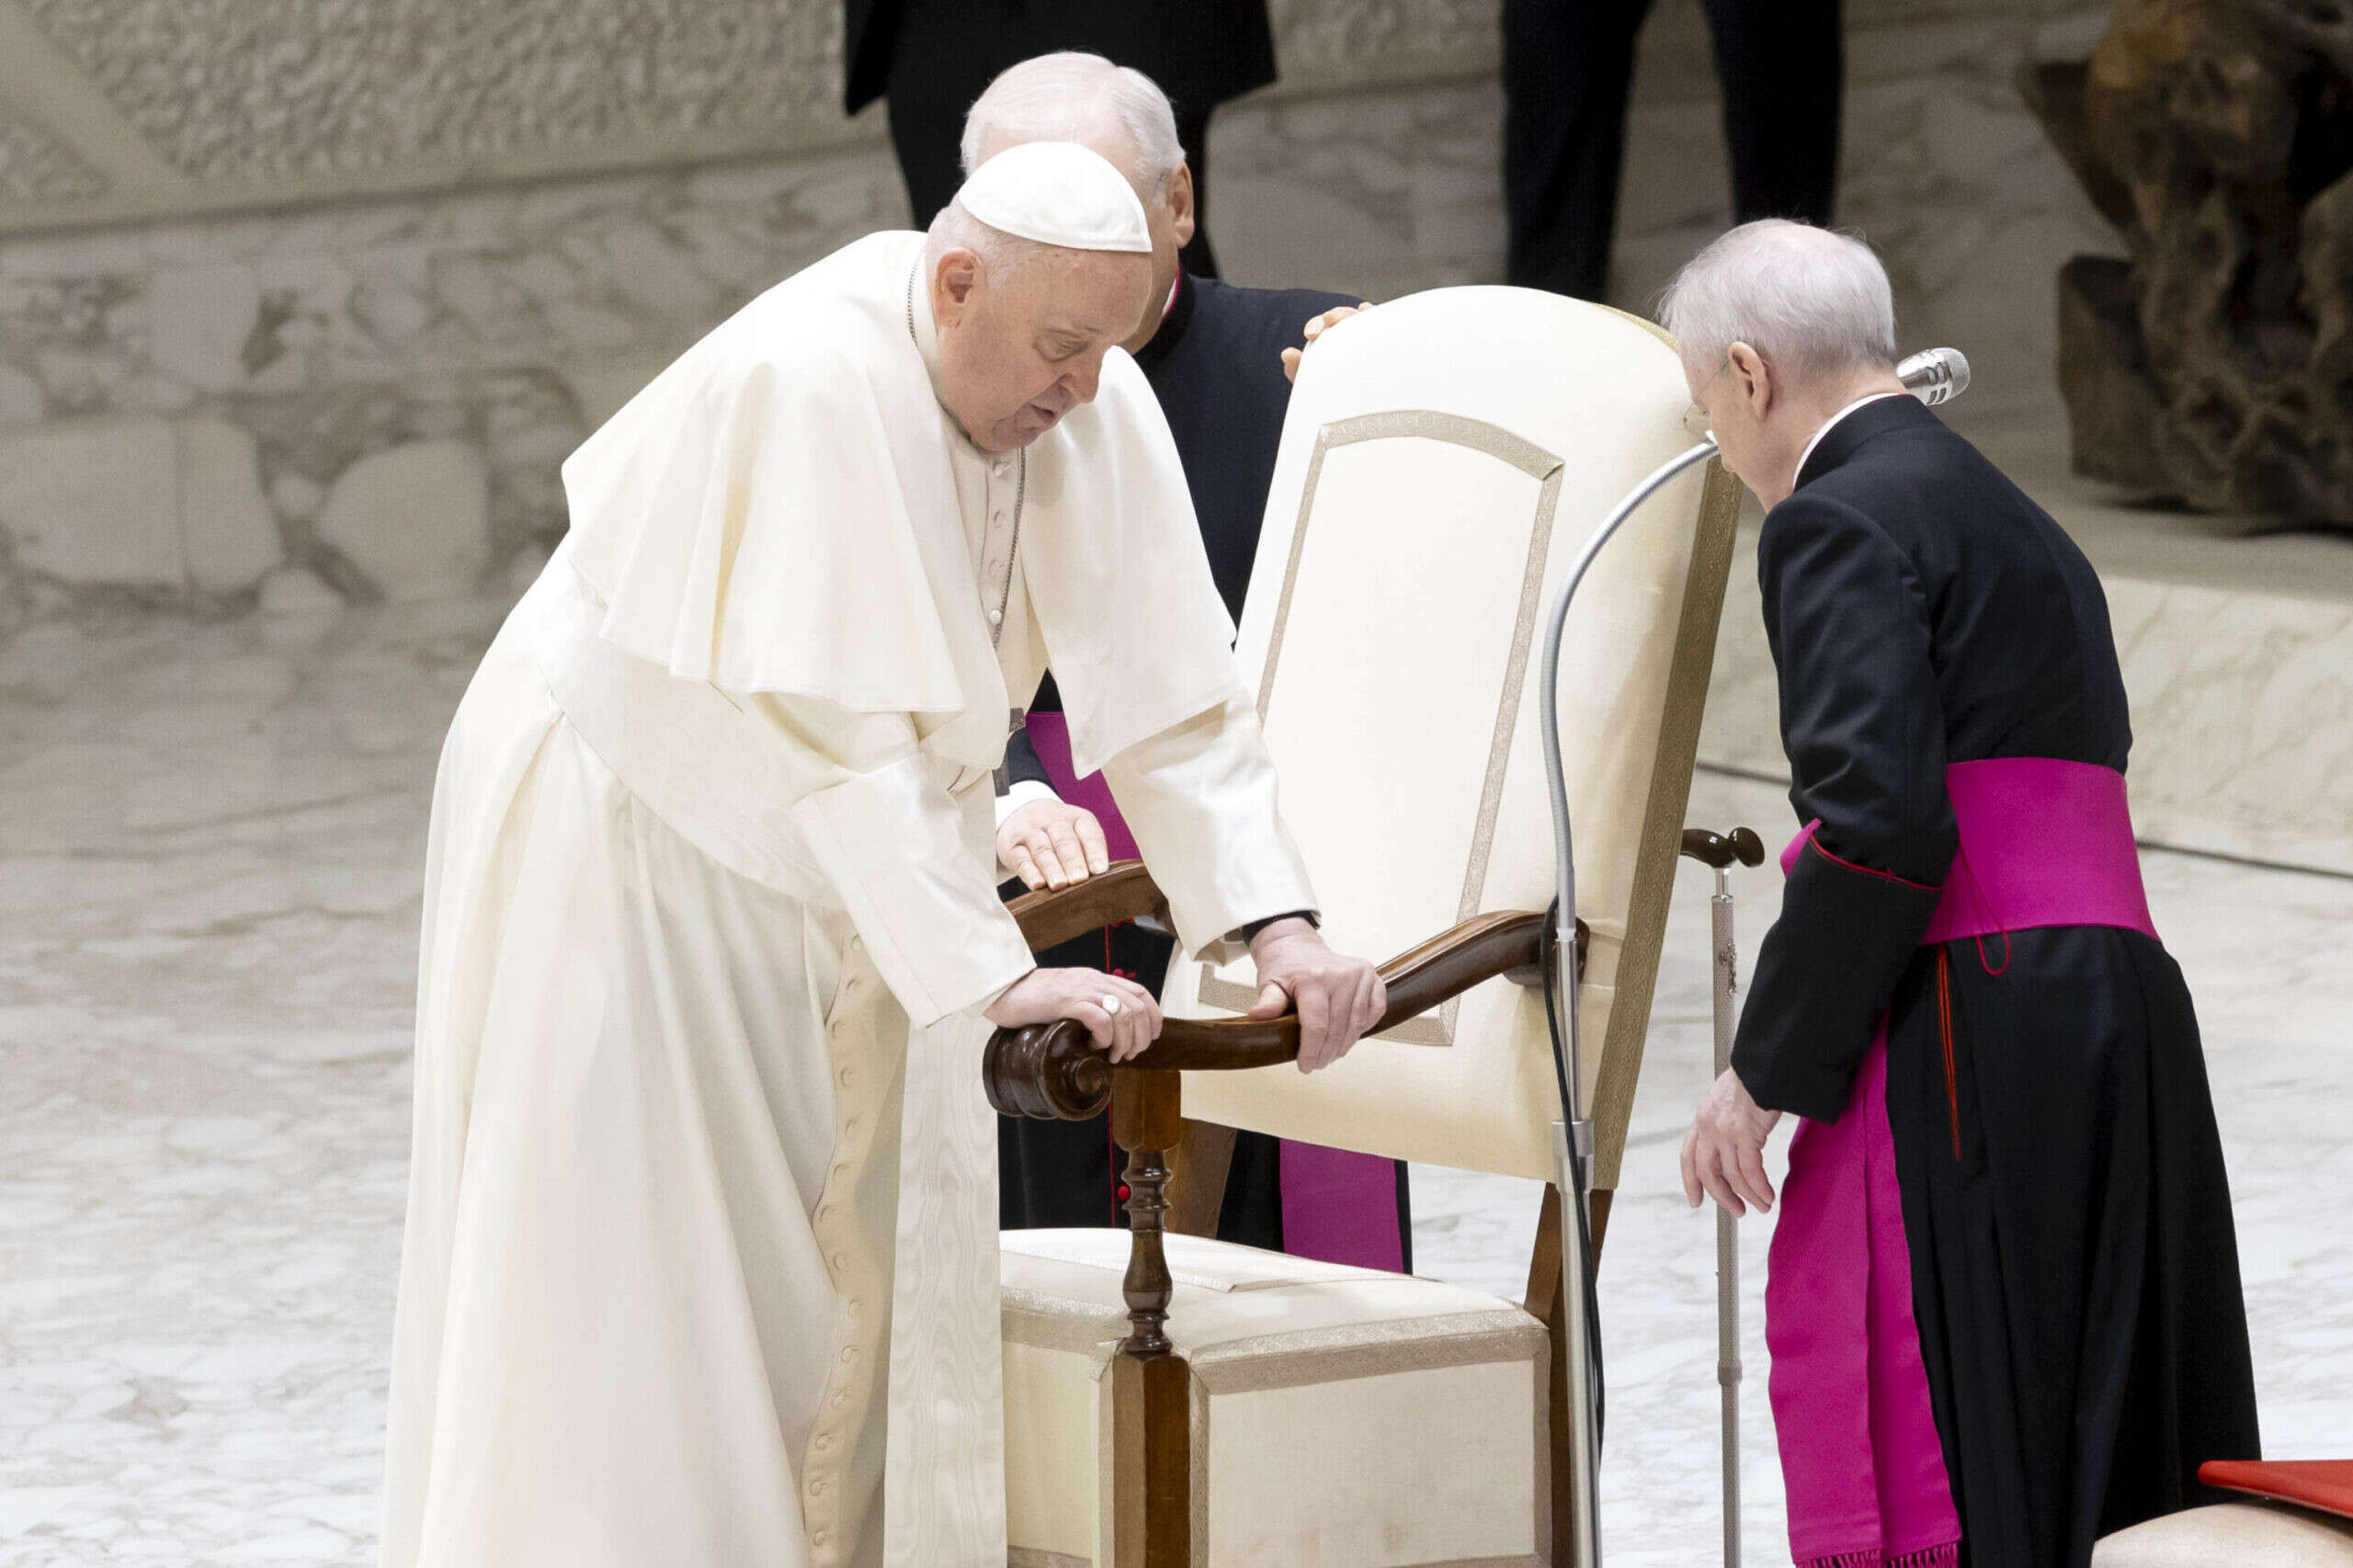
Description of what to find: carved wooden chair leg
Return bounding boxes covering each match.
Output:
[1113,1069,1191,1568]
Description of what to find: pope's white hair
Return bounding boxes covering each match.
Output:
[926,201,1060,283]
[1658,220,1899,380]
[960,51,1187,196]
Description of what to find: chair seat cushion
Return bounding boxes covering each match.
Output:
[1000,1229,1550,1568]
[2092,1503,2353,1567]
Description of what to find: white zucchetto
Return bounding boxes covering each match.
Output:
[953,140,1153,255]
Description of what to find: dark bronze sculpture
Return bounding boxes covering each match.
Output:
[2029,0,2353,528]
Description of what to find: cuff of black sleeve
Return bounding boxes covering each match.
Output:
[1731,839,1944,1122]
[1239,909,1318,944]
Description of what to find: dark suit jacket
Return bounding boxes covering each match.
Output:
[844,0,1277,119]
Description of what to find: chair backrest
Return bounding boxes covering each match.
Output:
[1164,286,1743,1187]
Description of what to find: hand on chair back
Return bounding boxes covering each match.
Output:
[1280,302,1374,382]
[1246,917,1387,1074]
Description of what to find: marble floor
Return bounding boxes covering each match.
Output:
[0,595,2347,1566]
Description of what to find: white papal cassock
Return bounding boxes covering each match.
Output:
[381,228,1317,1568]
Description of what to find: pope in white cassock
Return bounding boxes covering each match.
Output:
[380,142,1388,1568]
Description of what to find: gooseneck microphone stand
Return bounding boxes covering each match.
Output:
[1534,347,1969,1568]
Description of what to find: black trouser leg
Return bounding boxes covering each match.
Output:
[1699,0,1842,226]
[1502,0,1656,299]
[885,79,971,231]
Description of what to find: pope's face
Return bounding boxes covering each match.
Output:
[931,247,1154,452]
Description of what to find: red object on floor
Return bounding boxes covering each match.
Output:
[2199,1460,2353,1521]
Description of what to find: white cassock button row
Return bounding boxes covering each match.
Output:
[988,608,1004,627]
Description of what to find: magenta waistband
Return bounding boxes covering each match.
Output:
[1787,758,2158,950]
[1923,757,2156,946]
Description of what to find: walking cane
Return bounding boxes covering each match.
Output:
[1680,827,1765,1568]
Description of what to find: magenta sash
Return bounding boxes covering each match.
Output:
[1766,758,2155,1568]
[1020,711,1405,1271]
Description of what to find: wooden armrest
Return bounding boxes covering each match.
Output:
[1004,860,1167,951]
[983,909,1589,1120]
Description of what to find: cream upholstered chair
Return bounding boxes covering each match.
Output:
[2092,1506,2353,1566]
[983,286,1745,1568]
[2091,1461,2353,1567]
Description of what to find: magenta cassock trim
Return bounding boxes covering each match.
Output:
[1768,756,2158,1568]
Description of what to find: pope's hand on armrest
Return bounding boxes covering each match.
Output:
[986,964,1162,1063]
[1244,916,1386,1074]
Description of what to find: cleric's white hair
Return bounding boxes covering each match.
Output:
[1658,220,1899,380]
[960,52,1187,196]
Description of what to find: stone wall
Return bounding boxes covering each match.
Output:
[0,149,909,622]
[0,0,2125,631]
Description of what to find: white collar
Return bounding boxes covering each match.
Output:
[1794,391,1909,487]
[906,256,946,399]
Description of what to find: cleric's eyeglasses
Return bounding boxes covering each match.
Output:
[1681,356,1732,443]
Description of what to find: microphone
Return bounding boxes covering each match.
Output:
[1898,347,1970,406]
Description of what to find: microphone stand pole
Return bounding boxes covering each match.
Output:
[1538,437,1719,1568]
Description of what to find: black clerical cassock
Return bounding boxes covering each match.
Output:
[1733,394,2260,1568]
[995,274,1414,1267]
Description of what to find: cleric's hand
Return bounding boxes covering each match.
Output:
[1280,302,1374,382]
[985,967,1162,1063]
[997,798,1110,891]
[1679,1067,1782,1216]
[1245,918,1386,1073]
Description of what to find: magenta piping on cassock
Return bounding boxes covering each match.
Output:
[1768,758,2156,1568]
